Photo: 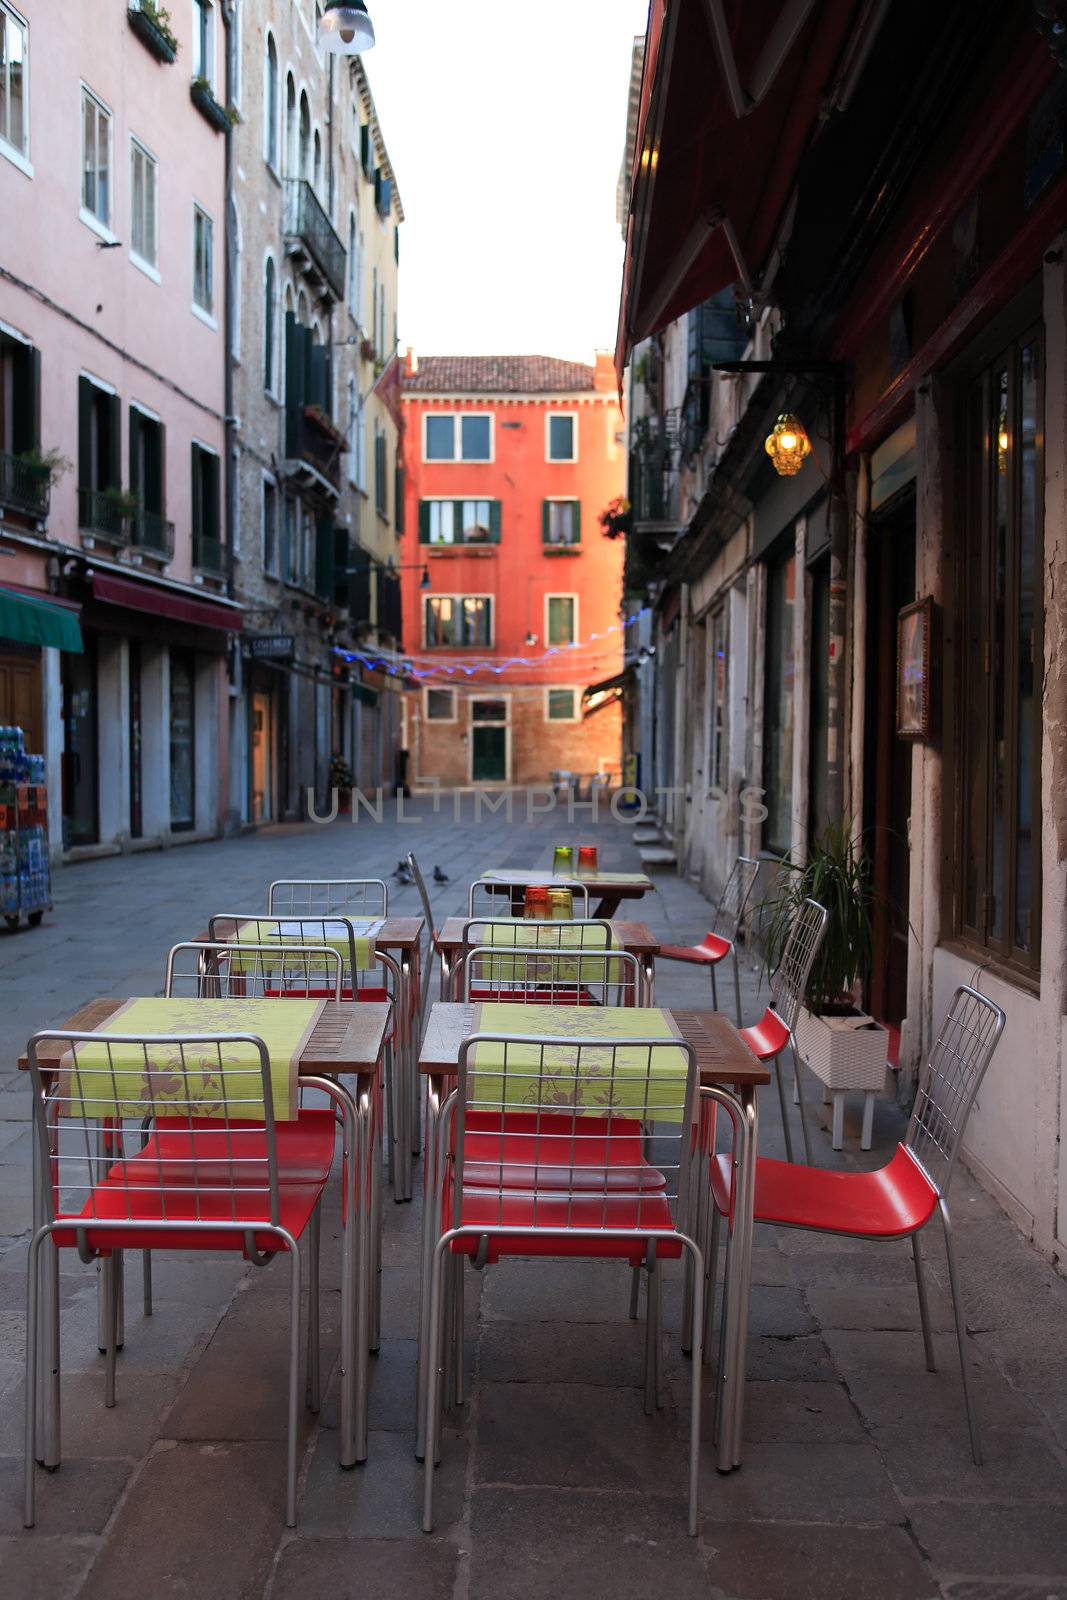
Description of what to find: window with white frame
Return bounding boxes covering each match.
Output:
[423,413,493,463]
[543,499,580,545]
[193,203,214,317]
[424,595,492,648]
[546,594,576,646]
[192,0,215,88]
[546,687,579,722]
[425,687,456,722]
[546,412,577,462]
[81,85,111,227]
[262,476,279,576]
[419,499,500,545]
[0,3,28,163]
[264,32,279,169]
[129,137,158,272]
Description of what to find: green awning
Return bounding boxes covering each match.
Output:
[0,587,83,653]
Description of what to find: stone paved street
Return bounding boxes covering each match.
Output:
[0,801,1065,1599]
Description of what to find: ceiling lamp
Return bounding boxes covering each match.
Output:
[765,413,812,477]
[319,1,375,54]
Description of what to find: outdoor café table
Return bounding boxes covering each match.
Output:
[475,866,655,919]
[415,1001,769,1472]
[193,914,425,1201]
[434,916,661,1005]
[20,996,391,1471]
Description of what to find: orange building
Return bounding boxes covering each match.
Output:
[399,354,626,786]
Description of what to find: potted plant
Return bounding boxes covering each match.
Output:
[190,76,231,133]
[17,446,72,487]
[761,821,888,1144]
[329,753,354,812]
[128,2,179,63]
[599,495,632,539]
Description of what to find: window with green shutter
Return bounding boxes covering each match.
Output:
[547,595,576,645]
[419,499,501,545]
[543,499,580,545]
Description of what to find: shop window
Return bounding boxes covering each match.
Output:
[169,650,195,831]
[953,318,1043,974]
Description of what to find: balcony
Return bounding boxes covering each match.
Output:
[130,506,175,562]
[284,404,344,496]
[78,486,131,544]
[283,179,347,302]
[0,452,50,520]
[193,533,231,578]
[630,438,680,535]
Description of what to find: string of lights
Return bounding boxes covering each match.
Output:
[332,608,650,680]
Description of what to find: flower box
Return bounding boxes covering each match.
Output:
[128,6,178,64]
[191,79,231,134]
[794,1007,889,1092]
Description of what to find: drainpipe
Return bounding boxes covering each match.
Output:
[221,0,237,602]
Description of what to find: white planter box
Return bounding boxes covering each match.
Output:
[795,1007,889,1092]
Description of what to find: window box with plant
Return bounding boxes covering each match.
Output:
[190,77,233,134]
[762,821,889,1150]
[128,2,179,64]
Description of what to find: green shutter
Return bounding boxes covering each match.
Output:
[395,465,405,534]
[15,345,40,455]
[281,496,292,580]
[107,393,121,490]
[489,500,501,544]
[153,422,166,516]
[572,501,581,544]
[206,452,220,542]
[315,513,335,599]
[190,445,203,544]
[418,500,431,543]
[542,500,550,543]
[309,343,328,413]
[77,376,92,489]
[128,409,141,500]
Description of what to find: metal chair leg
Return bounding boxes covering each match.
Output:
[791,1042,812,1165]
[422,1239,448,1533]
[285,1240,303,1528]
[911,1230,937,1373]
[643,1259,657,1416]
[453,1255,466,1408]
[683,1237,704,1536]
[732,948,743,1028]
[772,1053,794,1163]
[628,1263,641,1319]
[703,1202,721,1366]
[23,1230,43,1527]
[940,1199,982,1465]
[306,1202,321,1414]
[103,1254,119,1410]
[142,1250,153,1317]
[710,964,719,1011]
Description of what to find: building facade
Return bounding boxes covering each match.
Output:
[399,353,625,789]
[0,0,238,858]
[230,1,403,825]
[617,0,1067,1267]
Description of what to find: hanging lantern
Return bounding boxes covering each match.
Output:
[319,1,375,54]
[997,410,1009,475]
[765,414,811,477]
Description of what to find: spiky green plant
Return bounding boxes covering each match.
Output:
[760,820,874,1015]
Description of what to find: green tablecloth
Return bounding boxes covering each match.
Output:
[469,922,624,985]
[59,997,323,1121]
[466,1003,690,1120]
[230,916,381,976]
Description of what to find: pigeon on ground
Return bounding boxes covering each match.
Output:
[394,859,413,884]
[433,865,449,884]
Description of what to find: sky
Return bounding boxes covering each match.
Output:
[361,0,651,363]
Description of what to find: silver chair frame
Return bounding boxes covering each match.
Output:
[710,854,761,1025]
[765,897,828,1165]
[461,944,642,1010]
[268,877,389,917]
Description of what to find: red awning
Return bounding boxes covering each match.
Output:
[617,0,864,372]
[91,572,243,633]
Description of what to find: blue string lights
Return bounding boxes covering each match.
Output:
[332,608,650,680]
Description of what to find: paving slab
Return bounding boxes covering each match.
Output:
[298,1425,468,1537]
[0,1535,100,1600]
[474,1381,684,1493]
[699,1521,940,1600]
[0,1456,132,1536]
[270,1535,460,1600]
[907,1500,1067,1578]
[700,1439,904,1526]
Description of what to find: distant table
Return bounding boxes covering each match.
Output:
[434,916,661,1004]
[474,868,654,919]
[22,996,391,1471]
[416,1001,767,1473]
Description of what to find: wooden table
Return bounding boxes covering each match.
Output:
[434,917,662,1005]
[415,1002,768,1472]
[191,915,425,1201]
[22,997,391,1472]
[472,868,654,919]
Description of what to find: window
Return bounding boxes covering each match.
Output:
[192,0,214,87]
[190,442,223,570]
[347,210,363,321]
[299,91,310,181]
[374,422,387,516]
[0,328,39,459]
[193,204,214,318]
[264,34,278,169]
[543,499,580,545]
[128,405,166,548]
[313,127,322,195]
[262,477,279,576]
[355,404,366,491]
[953,318,1044,974]
[423,412,492,462]
[263,255,276,392]
[129,138,158,271]
[285,73,296,175]
[424,595,492,648]
[547,413,576,462]
[0,3,28,163]
[282,494,297,583]
[546,595,576,646]
[81,86,111,228]
[708,607,728,792]
[761,545,796,856]
[546,688,578,722]
[77,375,120,523]
[425,687,456,722]
[419,499,501,545]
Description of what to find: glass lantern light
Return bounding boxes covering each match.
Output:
[764,414,812,477]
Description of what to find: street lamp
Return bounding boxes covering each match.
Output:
[764,413,812,477]
[319,1,375,53]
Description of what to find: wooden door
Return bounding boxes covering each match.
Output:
[0,649,42,752]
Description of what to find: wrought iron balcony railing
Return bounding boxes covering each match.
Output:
[192,533,231,577]
[630,442,680,530]
[283,179,347,301]
[0,452,50,519]
[78,486,131,542]
[130,506,175,560]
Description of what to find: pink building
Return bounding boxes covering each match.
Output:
[0,0,239,857]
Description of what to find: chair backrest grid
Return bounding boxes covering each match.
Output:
[267,878,388,917]
[28,1030,280,1233]
[713,855,761,943]
[905,984,1005,1196]
[769,898,829,1034]
[165,941,345,1000]
[461,946,640,1007]
[468,878,591,917]
[459,917,613,961]
[406,853,438,1016]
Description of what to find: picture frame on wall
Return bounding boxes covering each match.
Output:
[897,596,934,740]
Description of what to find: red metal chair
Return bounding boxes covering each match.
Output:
[705,984,1006,1464]
[658,855,760,1025]
[23,1027,348,1529]
[420,1031,707,1535]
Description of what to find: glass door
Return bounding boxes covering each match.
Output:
[169,652,195,831]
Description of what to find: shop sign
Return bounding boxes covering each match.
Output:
[248,634,295,661]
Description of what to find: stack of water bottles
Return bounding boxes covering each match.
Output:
[0,726,50,925]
